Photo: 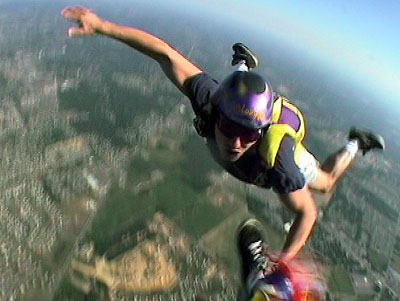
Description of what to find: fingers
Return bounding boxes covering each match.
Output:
[62,6,96,37]
[67,24,95,37]
[61,6,90,20]
[67,27,87,37]
[264,259,279,274]
[263,250,284,274]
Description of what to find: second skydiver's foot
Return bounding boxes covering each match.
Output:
[232,43,259,70]
[237,218,269,283]
[348,127,385,155]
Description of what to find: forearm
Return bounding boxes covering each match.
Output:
[98,21,170,62]
[278,188,318,262]
[96,20,201,95]
[280,210,317,262]
[63,6,201,94]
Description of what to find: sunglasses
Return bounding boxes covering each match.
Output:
[217,113,263,143]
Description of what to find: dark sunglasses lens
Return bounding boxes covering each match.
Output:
[218,114,261,142]
[241,130,261,143]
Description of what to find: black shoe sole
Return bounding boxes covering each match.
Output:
[232,43,259,69]
[237,219,266,282]
[349,127,385,154]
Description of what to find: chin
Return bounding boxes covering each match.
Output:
[221,152,242,162]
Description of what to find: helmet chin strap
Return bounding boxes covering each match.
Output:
[235,59,249,72]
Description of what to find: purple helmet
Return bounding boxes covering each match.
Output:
[212,71,274,129]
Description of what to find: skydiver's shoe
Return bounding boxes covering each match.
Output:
[348,127,385,155]
[232,43,259,70]
[237,218,269,283]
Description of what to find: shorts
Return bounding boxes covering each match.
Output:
[296,148,320,184]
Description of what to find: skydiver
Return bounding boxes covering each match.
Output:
[61,6,385,288]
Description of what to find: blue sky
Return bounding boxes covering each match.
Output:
[261,0,400,102]
[184,0,400,105]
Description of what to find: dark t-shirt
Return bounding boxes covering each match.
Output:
[185,72,305,194]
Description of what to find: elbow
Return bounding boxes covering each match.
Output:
[137,35,171,63]
[156,44,181,73]
[299,202,318,225]
[295,207,318,244]
[152,42,171,64]
[320,177,336,194]
[309,202,319,223]
[304,204,318,238]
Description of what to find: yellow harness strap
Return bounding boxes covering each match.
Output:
[259,95,306,168]
[272,95,283,123]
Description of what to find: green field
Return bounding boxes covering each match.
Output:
[390,253,400,273]
[368,249,389,271]
[328,265,355,295]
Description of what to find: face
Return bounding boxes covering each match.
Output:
[214,121,259,162]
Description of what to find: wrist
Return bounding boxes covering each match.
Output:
[96,20,111,34]
[278,251,294,263]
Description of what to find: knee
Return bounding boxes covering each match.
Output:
[311,175,336,194]
[320,177,336,193]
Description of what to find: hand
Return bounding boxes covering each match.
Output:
[61,6,104,37]
[265,252,281,274]
[265,260,280,274]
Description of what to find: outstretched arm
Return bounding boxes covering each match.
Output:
[61,6,202,96]
[278,187,318,263]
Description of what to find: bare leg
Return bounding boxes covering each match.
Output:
[308,148,354,207]
[308,129,384,207]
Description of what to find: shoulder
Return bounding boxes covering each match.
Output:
[184,72,219,90]
[184,72,219,115]
[267,136,306,194]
